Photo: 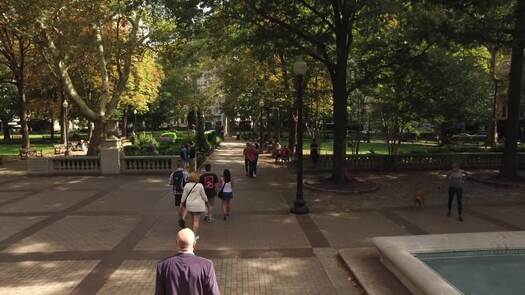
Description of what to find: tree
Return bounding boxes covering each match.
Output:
[36,0,167,155]
[0,0,34,149]
[0,83,17,142]
[502,0,525,178]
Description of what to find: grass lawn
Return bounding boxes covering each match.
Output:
[0,143,55,156]
[301,139,437,155]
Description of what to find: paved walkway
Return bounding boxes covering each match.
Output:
[1,140,525,294]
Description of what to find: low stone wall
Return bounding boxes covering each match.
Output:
[120,156,180,174]
[28,156,101,175]
[303,153,525,171]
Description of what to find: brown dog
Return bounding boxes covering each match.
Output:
[414,190,425,210]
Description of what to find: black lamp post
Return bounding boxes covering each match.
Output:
[291,56,309,214]
[62,99,69,156]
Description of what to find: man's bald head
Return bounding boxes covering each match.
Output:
[177,228,196,252]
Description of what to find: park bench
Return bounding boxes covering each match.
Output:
[53,144,67,155]
[19,148,43,160]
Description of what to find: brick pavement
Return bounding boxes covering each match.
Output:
[0,139,524,294]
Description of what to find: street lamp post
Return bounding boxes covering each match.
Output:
[291,56,309,214]
[62,100,69,156]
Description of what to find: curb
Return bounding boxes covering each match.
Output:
[304,179,380,194]
[468,175,525,188]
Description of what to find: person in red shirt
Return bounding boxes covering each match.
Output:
[246,143,258,177]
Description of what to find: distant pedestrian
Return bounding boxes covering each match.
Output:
[446,162,468,222]
[253,142,260,177]
[218,169,233,220]
[155,228,220,295]
[310,138,319,166]
[169,163,189,228]
[181,172,210,237]
[246,144,258,177]
[199,164,220,222]
[243,143,250,175]
[180,144,190,168]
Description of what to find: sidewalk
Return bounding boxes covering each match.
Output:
[1,139,524,294]
[0,139,359,295]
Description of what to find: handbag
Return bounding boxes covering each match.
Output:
[182,183,198,208]
[218,183,226,199]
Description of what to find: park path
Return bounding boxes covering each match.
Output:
[0,139,359,295]
[1,139,525,294]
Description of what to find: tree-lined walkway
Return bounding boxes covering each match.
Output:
[0,139,525,294]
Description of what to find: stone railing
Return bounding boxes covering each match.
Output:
[121,156,180,174]
[302,153,525,171]
[52,156,101,174]
[28,156,100,175]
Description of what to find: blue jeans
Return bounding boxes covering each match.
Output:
[448,187,463,216]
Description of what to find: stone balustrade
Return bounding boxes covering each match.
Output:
[52,157,101,174]
[121,156,180,174]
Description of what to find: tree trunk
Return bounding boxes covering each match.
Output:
[60,89,67,145]
[331,41,349,183]
[87,121,94,141]
[1,119,11,142]
[87,120,105,156]
[123,106,129,139]
[196,109,207,151]
[488,47,499,146]
[49,118,55,141]
[501,0,525,179]
[17,85,30,149]
[288,108,296,155]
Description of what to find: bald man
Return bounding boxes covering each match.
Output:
[155,229,220,295]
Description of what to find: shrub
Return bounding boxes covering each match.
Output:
[134,132,157,147]
[123,145,140,156]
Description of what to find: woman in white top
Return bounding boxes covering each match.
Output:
[181,172,209,236]
[218,169,234,220]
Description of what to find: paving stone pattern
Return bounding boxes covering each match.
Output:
[0,140,524,294]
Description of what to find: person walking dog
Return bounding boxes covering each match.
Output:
[446,162,468,222]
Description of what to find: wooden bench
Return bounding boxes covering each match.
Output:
[19,148,43,160]
[53,144,67,155]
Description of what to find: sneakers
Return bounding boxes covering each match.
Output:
[204,215,213,223]
[195,235,200,241]
[458,216,464,222]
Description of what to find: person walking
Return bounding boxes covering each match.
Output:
[169,163,189,228]
[243,143,250,175]
[246,144,258,177]
[181,172,210,237]
[155,228,220,295]
[180,144,190,169]
[199,164,219,223]
[446,162,468,222]
[310,138,319,167]
[218,169,234,220]
[253,142,260,177]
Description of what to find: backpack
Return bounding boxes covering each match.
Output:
[202,174,216,190]
[169,170,185,193]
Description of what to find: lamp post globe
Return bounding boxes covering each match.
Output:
[293,56,307,76]
[291,56,309,215]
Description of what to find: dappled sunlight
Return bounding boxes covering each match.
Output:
[142,178,164,184]
[0,260,99,294]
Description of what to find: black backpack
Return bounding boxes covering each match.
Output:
[169,170,185,193]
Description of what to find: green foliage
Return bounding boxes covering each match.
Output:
[133,132,158,147]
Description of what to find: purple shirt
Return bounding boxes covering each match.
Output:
[155,252,220,295]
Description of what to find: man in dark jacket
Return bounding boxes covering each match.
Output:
[155,228,220,295]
